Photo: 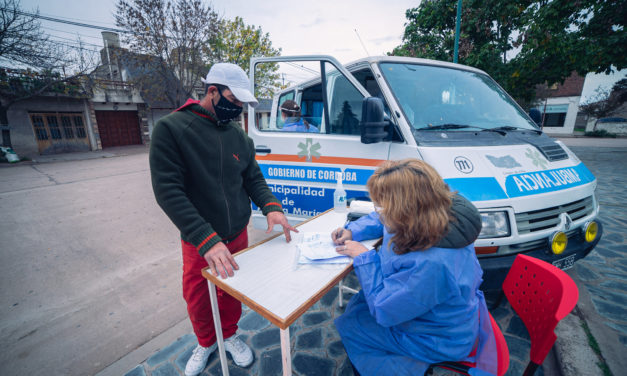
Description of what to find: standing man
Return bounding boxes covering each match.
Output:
[149,63,297,376]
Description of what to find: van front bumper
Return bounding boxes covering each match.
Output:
[478,221,603,292]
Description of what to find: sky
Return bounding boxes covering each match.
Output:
[20,0,626,103]
[21,0,416,63]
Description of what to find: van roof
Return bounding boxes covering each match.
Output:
[344,55,488,75]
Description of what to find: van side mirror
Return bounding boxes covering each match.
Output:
[528,108,542,126]
[360,97,387,144]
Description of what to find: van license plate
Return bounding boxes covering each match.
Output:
[552,254,576,270]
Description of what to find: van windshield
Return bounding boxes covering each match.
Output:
[379,63,539,132]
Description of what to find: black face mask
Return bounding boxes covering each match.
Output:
[212,87,243,124]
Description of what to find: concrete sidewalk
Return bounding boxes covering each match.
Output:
[25,145,149,164]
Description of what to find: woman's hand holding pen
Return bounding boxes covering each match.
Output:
[332,228,367,258]
[331,227,352,245]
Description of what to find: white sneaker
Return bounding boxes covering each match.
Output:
[185,343,217,376]
[224,335,254,367]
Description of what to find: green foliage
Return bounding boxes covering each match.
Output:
[0,68,87,100]
[391,0,627,105]
[584,129,617,138]
[204,16,282,98]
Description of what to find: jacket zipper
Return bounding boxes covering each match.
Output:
[218,132,232,234]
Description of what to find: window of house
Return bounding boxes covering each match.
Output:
[544,112,567,127]
[46,115,62,140]
[31,115,48,140]
[61,116,75,139]
[73,116,87,138]
[29,113,88,141]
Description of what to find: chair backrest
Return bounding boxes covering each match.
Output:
[502,254,579,365]
[489,312,510,376]
[424,312,509,376]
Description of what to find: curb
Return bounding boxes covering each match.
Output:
[554,307,606,376]
[96,319,192,376]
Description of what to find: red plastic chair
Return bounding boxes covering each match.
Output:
[502,254,579,376]
[425,312,509,376]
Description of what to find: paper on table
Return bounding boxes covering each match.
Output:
[297,232,350,264]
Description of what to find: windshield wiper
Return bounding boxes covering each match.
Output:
[492,126,542,134]
[417,123,506,135]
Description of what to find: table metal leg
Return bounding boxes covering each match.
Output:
[208,281,229,376]
[280,327,292,376]
[339,278,359,308]
[339,279,344,307]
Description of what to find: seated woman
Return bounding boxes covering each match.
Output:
[332,159,497,376]
[279,100,319,133]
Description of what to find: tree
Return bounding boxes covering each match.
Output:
[391,0,627,105]
[580,78,627,130]
[114,0,220,107]
[0,0,95,147]
[204,16,282,98]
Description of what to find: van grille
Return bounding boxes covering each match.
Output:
[516,196,594,234]
[496,228,580,254]
[536,143,568,161]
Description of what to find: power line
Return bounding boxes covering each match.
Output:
[2,8,129,33]
[48,34,104,49]
[45,39,101,54]
[34,10,119,29]
[41,25,107,41]
[285,62,319,75]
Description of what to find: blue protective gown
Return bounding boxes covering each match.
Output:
[335,211,497,376]
[281,118,319,133]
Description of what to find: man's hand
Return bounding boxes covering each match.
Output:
[204,242,239,279]
[266,211,298,242]
[331,227,352,245]
[336,240,368,258]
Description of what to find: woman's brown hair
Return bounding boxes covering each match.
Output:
[367,158,454,254]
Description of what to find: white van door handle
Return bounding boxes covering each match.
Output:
[256,146,271,154]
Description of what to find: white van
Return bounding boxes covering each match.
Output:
[247,55,602,290]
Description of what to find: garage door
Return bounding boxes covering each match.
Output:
[95,110,142,148]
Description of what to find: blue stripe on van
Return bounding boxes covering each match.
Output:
[504,163,595,198]
[445,177,508,201]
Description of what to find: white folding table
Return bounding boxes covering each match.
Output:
[201,209,374,376]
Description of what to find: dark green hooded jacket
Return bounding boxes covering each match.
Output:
[149,101,282,256]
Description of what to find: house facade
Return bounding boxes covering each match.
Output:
[533,72,586,134]
[5,32,180,159]
[7,95,97,156]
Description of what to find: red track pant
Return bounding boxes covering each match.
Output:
[181,230,248,348]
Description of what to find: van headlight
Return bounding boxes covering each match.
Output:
[478,211,510,239]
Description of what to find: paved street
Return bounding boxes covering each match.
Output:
[0,146,280,376]
[0,138,625,376]
[0,146,187,376]
[567,145,627,376]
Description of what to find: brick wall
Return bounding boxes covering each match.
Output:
[548,72,586,98]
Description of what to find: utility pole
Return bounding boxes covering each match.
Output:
[453,0,462,63]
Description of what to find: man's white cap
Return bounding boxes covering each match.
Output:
[201,63,258,108]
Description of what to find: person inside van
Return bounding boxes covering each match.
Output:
[331,159,497,376]
[279,100,319,132]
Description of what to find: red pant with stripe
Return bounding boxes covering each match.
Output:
[181,230,248,347]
